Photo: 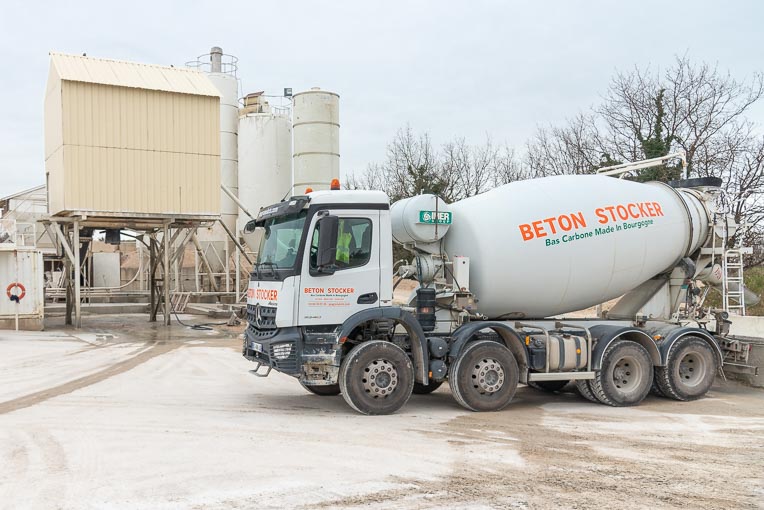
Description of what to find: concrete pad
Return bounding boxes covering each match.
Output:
[0,314,762,509]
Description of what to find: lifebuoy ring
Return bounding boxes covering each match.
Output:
[6,282,25,302]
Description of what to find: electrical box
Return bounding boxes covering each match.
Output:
[452,256,470,291]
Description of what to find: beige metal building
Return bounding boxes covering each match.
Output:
[44,53,221,219]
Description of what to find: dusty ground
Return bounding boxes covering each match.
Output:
[0,315,763,510]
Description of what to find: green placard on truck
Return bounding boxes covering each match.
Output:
[419,210,452,225]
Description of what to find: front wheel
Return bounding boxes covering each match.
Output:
[300,382,341,396]
[449,340,519,412]
[339,340,414,415]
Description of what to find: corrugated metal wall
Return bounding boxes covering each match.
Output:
[45,61,221,217]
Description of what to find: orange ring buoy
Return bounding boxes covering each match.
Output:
[7,282,25,301]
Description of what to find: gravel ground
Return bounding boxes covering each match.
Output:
[0,314,762,509]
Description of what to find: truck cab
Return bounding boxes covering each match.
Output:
[243,190,417,405]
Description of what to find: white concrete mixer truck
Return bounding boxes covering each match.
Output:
[242,168,758,415]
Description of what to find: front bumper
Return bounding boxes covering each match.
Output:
[243,325,343,384]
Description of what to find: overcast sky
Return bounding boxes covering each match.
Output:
[1,0,763,198]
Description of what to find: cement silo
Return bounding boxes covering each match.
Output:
[292,88,339,195]
[206,46,239,237]
[187,47,240,275]
[237,93,293,237]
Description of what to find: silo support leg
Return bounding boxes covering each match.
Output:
[163,223,171,326]
[149,235,158,322]
[191,233,220,293]
[73,221,81,329]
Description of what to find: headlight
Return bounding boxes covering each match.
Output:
[272,343,293,360]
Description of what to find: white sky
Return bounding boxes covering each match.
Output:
[1,0,763,197]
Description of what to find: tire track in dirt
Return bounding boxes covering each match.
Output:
[310,387,764,509]
[0,341,181,415]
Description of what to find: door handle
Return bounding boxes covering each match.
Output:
[357,292,378,304]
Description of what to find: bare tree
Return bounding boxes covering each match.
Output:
[491,144,527,186]
[346,127,524,202]
[525,56,764,259]
[526,113,608,176]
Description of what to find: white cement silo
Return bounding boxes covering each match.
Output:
[292,88,339,195]
[237,94,293,236]
[207,50,239,237]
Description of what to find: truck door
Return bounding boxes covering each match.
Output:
[298,210,381,326]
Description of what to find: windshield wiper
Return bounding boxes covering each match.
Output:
[255,261,278,279]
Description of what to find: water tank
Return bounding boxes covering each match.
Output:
[237,101,293,236]
[440,175,710,319]
[391,194,451,245]
[292,88,339,195]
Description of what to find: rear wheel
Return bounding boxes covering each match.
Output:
[528,380,569,393]
[339,340,414,415]
[413,380,444,395]
[650,375,665,397]
[655,336,717,401]
[449,340,519,412]
[300,382,340,396]
[575,379,599,403]
[590,340,653,407]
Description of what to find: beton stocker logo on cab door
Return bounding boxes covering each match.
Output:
[247,288,278,301]
[304,287,355,307]
[518,201,664,246]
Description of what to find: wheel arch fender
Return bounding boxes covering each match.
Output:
[337,307,429,384]
[450,322,529,382]
[590,325,661,370]
[657,327,723,367]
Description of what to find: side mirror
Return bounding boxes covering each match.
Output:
[315,215,339,275]
[244,219,258,234]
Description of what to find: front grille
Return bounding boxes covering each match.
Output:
[248,324,278,340]
[247,304,277,330]
[270,342,298,371]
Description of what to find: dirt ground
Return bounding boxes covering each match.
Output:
[0,314,763,509]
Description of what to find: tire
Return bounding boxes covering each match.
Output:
[655,336,718,401]
[339,340,414,415]
[448,340,519,412]
[590,339,653,407]
[300,382,341,396]
[650,375,665,397]
[527,380,569,393]
[412,380,444,395]
[575,379,599,403]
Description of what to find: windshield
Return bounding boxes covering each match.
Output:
[256,211,308,270]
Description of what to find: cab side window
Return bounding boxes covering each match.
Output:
[310,217,372,270]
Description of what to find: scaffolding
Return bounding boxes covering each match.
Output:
[42,213,251,328]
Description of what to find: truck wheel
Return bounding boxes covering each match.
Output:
[339,340,414,415]
[590,340,652,407]
[412,380,443,394]
[528,380,569,393]
[575,379,599,403]
[655,336,717,401]
[300,382,341,396]
[650,375,665,397]
[449,340,519,412]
